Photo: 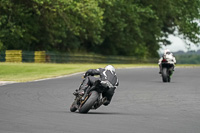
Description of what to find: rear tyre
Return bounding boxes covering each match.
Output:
[79,91,99,113]
[162,68,168,82]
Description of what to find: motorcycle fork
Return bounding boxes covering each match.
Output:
[79,93,91,108]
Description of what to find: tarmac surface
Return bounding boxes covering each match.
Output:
[0,67,200,133]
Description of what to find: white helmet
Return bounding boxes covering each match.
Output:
[105,65,115,72]
[164,49,170,55]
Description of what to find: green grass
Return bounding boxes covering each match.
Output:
[0,63,199,82]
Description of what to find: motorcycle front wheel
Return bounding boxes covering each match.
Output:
[70,100,78,112]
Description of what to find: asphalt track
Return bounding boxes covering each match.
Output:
[0,67,200,133]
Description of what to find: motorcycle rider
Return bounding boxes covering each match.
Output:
[77,65,119,106]
[158,49,176,74]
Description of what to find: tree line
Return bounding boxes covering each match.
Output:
[0,0,200,58]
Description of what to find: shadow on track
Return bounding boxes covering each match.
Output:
[87,112,123,115]
[66,111,136,116]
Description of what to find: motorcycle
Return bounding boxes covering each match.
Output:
[70,78,115,113]
[161,57,174,82]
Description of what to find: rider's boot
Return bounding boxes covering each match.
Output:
[93,97,107,109]
[78,78,89,96]
[172,66,175,71]
[159,65,162,74]
[103,100,110,106]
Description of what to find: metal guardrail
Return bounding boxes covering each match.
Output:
[0,50,157,64]
[0,51,5,62]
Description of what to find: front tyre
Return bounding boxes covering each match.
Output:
[70,101,78,112]
[79,91,99,113]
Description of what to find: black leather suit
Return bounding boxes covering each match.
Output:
[79,68,119,105]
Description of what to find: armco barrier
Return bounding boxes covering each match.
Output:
[5,50,22,62]
[0,50,157,64]
[0,51,5,62]
[22,51,34,62]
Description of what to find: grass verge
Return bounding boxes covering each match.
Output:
[0,63,199,82]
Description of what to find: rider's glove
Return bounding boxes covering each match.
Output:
[83,72,90,78]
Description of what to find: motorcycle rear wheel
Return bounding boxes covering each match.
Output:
[79,91,99,113]
[162,68,168,82]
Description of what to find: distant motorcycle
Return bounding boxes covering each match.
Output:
[70,78,115,113]
[161,57,174,82]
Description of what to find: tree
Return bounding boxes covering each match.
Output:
[141,0,200,48]
[0,0,199,58]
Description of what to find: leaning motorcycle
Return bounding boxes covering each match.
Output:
[161,58,174,82]
[70,78,115,113]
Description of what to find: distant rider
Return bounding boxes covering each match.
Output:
[158,49,176,74]
[77,65,119,106]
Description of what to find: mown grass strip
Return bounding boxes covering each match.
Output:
[0,63,199,82]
